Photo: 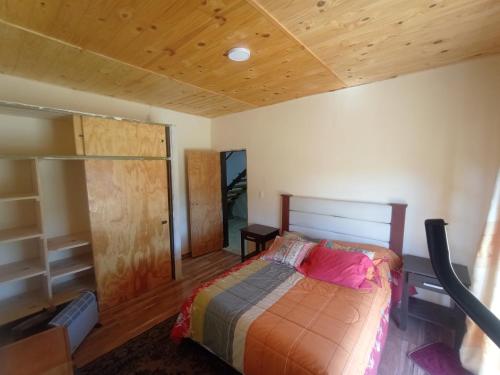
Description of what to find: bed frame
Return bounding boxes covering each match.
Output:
[280,194,407,255]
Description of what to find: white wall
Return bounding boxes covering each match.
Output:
[1,54,499,289]
[212,55,500,276]
[0,74,212,276]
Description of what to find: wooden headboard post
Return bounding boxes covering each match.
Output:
[280,193,292,234]
[389,203,407,256]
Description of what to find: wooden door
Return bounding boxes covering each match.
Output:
[77,116,167,157]
[186,150,223,257]
[85,160,171,310]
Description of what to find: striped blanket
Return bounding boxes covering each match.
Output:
[172,258,392,375]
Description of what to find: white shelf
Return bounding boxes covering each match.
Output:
[0,193,39,203]
[51,275,95,306]
[0,158,46,326]
[0,291,48,326]
[0,226,43,244]
[47,232,91,252]
[0,259,46,285]
[50,255,94,280]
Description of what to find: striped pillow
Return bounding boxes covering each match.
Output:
[262,236,316,268]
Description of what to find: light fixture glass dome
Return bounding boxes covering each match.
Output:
[227,47,251,62]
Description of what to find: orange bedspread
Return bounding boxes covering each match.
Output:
[173,258,392,375]
[244,265,391,374]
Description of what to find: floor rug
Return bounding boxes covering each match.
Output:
[408,342,473,375]
[77,315,239,375]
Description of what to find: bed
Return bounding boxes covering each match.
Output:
[172,194,407,375]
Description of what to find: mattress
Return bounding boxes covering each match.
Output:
[172,256,394,375]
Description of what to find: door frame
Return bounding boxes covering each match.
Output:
[165,127,175,279]
[220,152,229,248]
[220,149,248,249]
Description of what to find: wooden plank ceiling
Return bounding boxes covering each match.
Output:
[0,0,499,118]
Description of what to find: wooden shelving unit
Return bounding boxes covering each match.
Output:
[0,158,51,325]
[0,290,49,326]
[51,275,95,306]
[0,157,97,325]
[1,104,174,327]
[0,226,43,244]
[0,259,46,285]
[47,232,91,252]
[47,235,95,307]
[50,255,94,280]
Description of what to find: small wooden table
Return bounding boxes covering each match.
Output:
[240,224,279,262]
[400,254,471,348]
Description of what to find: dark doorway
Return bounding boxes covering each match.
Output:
[220,150,248,253]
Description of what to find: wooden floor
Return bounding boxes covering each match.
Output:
[74,249,455,373]
[74,250,240,368]
[379,313,455,375]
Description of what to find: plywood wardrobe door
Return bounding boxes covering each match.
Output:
[85,160,171,310]
[72,115,85,155]
[186,150,223,257]
[81,116,167,157]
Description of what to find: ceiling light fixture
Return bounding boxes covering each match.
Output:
[227,47,251,62]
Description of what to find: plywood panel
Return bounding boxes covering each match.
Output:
[0,326,73,375]
[85,160,171,310]
[186,150,223,257]
[1,1,499,116]
[0,1,344,107]
[72,115,85,156]
[253,0,500,85]
[81,116,167,157]
[0,20,254,118]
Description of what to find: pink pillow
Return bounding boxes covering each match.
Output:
[298,246,376,290]
[327,240,402,271]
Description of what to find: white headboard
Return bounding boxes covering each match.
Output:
[280,194,407,255]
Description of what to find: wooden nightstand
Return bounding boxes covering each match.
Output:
[399,254,471,348]
[240,224,279,262]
